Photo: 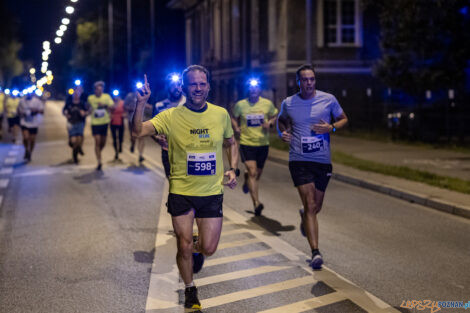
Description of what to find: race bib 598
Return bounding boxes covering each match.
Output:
[187,152,216,176]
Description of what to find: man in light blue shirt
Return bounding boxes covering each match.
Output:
[277,64,348,270]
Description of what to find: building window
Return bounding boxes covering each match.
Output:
[318,0,362,47]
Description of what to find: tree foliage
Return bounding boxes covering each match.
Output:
[70,20,108,84]
[0,2,24,87]
[367,0,470,95]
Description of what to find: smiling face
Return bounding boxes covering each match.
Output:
[297,69,316,99]
[183,70,210,108]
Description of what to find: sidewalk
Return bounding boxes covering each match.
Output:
[268,137,470,220]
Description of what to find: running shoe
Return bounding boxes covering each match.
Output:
[242,172,249,194]
[192,252,205,274]
[310,252,323,270]
[184,286,201,310]
[299,208,306,237]
[139,156,145,163]
[96,163,102,171]
[254,203,264,216]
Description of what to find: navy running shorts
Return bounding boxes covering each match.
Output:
[91,124,109,136]
[239,144,269,169]
[288,161,333,192]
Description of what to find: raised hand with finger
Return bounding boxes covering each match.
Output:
[136,74,152,104]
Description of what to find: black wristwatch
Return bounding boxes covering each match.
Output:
[230,168,240,177]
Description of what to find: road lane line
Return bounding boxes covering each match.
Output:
[4,158,16,165]
[139,142,400,312]
[194,265,292,287]
[144,179,181,311]
[0,179,9,188]
[8,150,18,156]
[0,167,13,175]
[217,238,261,250]
[204,249,276,267]
[222,206,400,313]
[220,228,249,237]
[257,292,347,313]
[200,276,314,309]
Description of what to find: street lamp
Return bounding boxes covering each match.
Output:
[60,25,67,32]
[62,18,70,25]
[56,30,64,37]
[55,37,62,44]
[66,6,74,14]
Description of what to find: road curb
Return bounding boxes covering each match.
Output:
[268,155,470,220]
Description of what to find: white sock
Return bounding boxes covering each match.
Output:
[185,281,195,289]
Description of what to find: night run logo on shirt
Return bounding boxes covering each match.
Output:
[190,128,210,138]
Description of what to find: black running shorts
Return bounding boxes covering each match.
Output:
[21,126,38,135]
[167,193,223,218]
[288,161,333,192]
[8,117,20,128]
[239,144,269,169]
[92,124,109,136]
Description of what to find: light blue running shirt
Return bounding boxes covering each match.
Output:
[277,90,344,164]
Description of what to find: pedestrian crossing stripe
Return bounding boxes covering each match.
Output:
[204,249,277,267]
[217,237,261,250]
[200,276,314,309]
[140,144,400,313]
[0,167,13,175]
[257,292,347,313]
[194,265,292,287]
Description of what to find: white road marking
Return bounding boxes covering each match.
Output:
[0,179,9,188]
[140,145,400,312]
[0,167,13,175]
[194,265,292,287]
[4,158,16,165]
[257,292,347,313]
[8,150,18,156]
[200,276,314,309]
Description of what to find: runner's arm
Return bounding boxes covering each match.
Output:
[132,75,156,138]
[332,112,348,130]
[231,117,241,133]
[223,135,238,189]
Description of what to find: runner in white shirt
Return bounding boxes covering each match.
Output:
[18,93,45,162]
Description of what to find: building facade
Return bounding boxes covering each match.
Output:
[168,0,383,127]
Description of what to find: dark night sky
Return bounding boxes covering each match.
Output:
[4,0,186,97]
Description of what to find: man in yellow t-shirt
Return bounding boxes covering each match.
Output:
[87,81,114,171]
[131,65,238,310]
[5,93,21,143]
[231,78,278,216]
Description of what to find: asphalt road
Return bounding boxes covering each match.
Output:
[0,100,468,313]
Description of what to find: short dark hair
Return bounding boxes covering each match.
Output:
[295,64,316,82]
[182,65,210,87]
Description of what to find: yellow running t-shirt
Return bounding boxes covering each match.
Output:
[233,97,278,146]
[150,103,234,196]
[6,97,20,118]
[87,93,114,125]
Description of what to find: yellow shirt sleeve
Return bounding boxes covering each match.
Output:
[223,110,234,139]
[150,108,171,135]
[268,101,279,117]
[105,94,114,106]
[232,101,241,118]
